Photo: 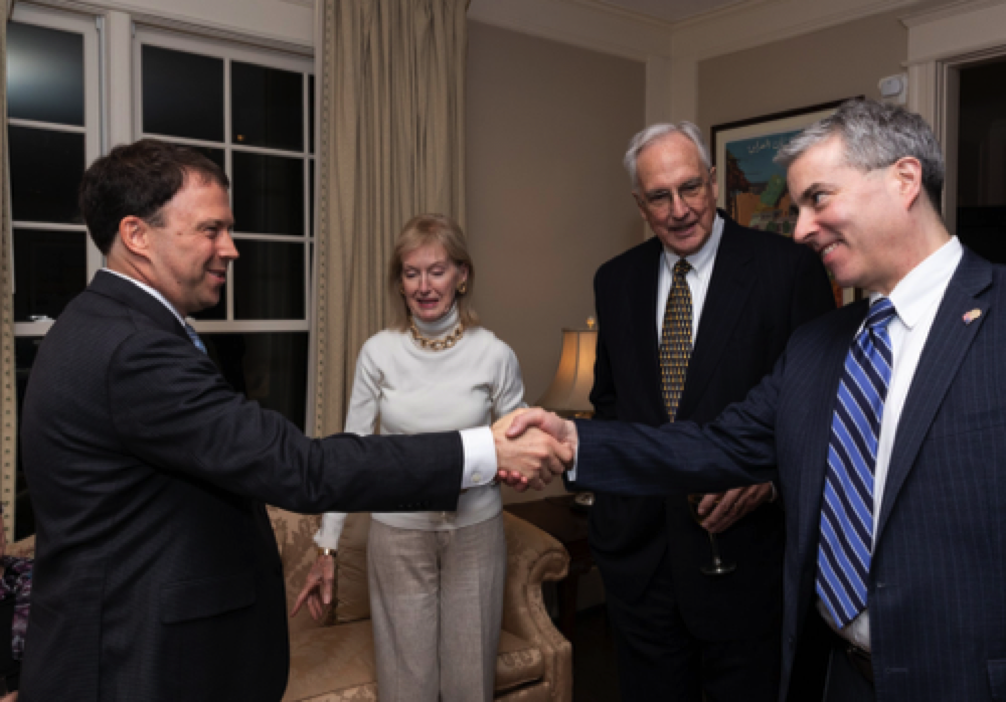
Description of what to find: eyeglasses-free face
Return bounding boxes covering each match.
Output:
[633,133,719,258]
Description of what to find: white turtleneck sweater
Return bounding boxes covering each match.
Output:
[314,307,526,548]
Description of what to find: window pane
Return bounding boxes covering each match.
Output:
[232,152,303,235]
[233,241,304,320]
[142,45,223,142]
[13,229,87,321]
[309,75,314,154]
[15,337,42,540]
[308,160,314,234]
[232,62,302,151]
[7,22,84,126]
[10,126,85,224]
[201,332,308,430]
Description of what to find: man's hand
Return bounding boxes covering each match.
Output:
[696,483,774,534]
[290,553,335,621]
[494,408,578,489]
[492,409,574,489]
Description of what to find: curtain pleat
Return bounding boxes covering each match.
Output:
[313,0,468,436]
[1,1,16,539]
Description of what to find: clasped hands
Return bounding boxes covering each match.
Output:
[492,408,577,491]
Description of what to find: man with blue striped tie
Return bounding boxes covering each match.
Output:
[505,98,1006,701]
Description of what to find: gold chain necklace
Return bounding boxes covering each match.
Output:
[409,320,465,351]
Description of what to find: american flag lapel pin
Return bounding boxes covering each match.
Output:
[963,308,982,325]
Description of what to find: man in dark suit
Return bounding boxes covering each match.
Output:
[508,99,997,701]
[589,123,833,701]
[17,139,565,702]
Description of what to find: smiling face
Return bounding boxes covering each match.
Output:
[787,136,913,295]
[400,243,468,324]
[145,177,238,317]
[633,132,719,257]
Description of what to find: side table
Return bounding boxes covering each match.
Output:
[504,494,594,639]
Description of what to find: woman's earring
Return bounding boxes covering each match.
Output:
[457,281,467,295]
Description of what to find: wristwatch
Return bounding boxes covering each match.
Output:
[317,547,336,558]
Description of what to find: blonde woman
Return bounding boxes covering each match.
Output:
[293,214,524,702]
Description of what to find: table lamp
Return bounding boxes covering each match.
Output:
[536,317,597,509]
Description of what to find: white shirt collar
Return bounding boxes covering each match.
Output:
[102,268,187,328]
[662,213,724,282]
[872,236,963,330]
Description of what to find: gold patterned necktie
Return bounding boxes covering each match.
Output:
[660,258,693,421]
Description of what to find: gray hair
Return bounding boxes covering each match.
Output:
[624,122,711,190]
[775,98,945,214]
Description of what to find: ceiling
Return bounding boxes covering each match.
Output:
[595,0,750,24]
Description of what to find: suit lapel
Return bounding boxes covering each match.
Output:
[634,238,665,418]
[795,301,870,563]
[678,221,756,417]
[876,251,993,541]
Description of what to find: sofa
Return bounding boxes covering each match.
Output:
[269,508,573,702]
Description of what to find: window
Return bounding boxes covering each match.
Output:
[8,5,101,539]
[7,8,316,538]
[135,31,315,429]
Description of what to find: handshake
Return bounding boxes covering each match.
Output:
[491,408,578,491]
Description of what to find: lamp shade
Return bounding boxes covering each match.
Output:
[536,323,597,415]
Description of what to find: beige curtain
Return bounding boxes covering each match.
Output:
[1,0,15,540]
[312,0,468,436]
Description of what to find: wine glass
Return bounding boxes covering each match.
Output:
[687,494,736,576]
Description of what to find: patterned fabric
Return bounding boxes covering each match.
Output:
[0,555,32,659]
[184,322,207,354]
[817,297,896,628]
[659,259,693,420]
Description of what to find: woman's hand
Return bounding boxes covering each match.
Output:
[290,552,336,621]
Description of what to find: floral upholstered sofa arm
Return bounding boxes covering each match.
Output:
[500,512,572,702]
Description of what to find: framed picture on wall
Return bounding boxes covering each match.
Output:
[710,98,861,305]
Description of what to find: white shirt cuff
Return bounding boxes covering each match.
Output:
[567,442,580,481]
[460,427,497,489]
[313,512,347,550]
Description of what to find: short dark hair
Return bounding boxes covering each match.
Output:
[79,138,230,254]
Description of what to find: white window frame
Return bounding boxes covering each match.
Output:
[10,3,103,338]
[132,28,315,336]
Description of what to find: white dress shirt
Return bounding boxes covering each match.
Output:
[655,214,725,343]
[819,236,963,650]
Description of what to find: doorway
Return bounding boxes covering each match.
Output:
[956,59,1006,264]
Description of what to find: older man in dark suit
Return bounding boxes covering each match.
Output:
[17,139,566,702]
[508,99,1000,702]
[589,122,833,701]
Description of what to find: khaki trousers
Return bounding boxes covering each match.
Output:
[368,514,506,702]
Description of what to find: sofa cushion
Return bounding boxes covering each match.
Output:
[285,620,377,701]
[284,623,545,701]
[268,507,330,636]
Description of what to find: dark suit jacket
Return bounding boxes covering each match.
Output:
[588,214,834,639]
[574,249,1006,701]
[18,271,463,702]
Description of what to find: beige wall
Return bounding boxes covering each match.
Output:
[698,9,908,138]
[467,21,645,503]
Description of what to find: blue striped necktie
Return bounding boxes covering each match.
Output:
[184,323,208,354]
[817,297,896,629]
